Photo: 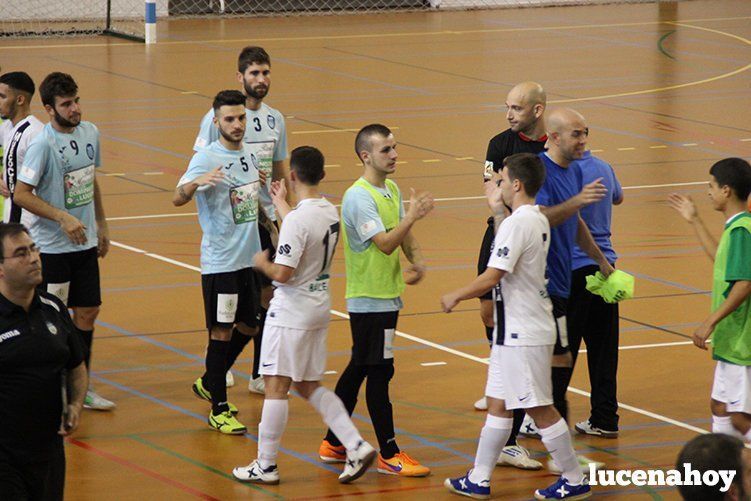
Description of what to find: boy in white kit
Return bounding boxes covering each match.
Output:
[232,146,376,485]
[441,153,590,500]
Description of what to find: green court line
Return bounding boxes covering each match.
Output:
[128,434,284,499]
[658,30,677,60]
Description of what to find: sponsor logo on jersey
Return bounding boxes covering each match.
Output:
[278,243,291,256]
[0,329,21,343]
[497,246,509,257]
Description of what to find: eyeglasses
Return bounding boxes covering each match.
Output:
[2,245,41,261]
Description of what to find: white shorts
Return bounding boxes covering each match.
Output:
[711,360,751,413]
[485,344,554,410]
[260,324,328,382]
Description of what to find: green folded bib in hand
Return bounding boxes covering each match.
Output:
[585,270,635,303]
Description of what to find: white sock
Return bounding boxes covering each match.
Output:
[308,386,363,451]
[540,418,584,485]
[258,398,288,469]
[468,415,512,484]
[712,415,745,439]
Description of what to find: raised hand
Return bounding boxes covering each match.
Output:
[667,193,698,222]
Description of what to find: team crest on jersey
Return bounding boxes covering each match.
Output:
[250,153,260,169]
[86,144,95,160]
[267,115,275,129]
[46,322,58,335]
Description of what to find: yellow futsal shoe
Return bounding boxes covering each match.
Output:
[208,410,247,435]
[377,451,431,477]
[192,377,239,414]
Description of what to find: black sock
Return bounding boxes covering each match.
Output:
[366,364,399,459]
[78,328,93,370]
[504,409,525,446]
[484,326,493,345]
[225,328,252,372]
[205,339,230,414]
[552,366,573,423]
[252,309,266,379]
[325,362,367,447]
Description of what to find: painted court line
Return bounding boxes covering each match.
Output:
[110,240,709,437]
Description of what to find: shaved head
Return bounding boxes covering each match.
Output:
[507,81,546,108]
[505,81,546,137]
[546,108,586,135]
[546,108,589,165]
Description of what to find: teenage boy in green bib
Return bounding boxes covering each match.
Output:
[669,157,751,440]
[318,124,435,477]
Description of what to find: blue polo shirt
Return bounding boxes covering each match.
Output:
[536,152,583,299]
[572,151,622,270]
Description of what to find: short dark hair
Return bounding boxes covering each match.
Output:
[290,146,325,185]
[0,72,35,97]
[212,90,246,113]
[39,72,77,108]
[503,153,546,197]
[0,223,30,262]
[677,433,744,501]
[238,46,271,73]
[709,158,751,202]
[354,124,391,161]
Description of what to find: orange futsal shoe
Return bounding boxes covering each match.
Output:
[377,451,431,477]
[318,439,346,463]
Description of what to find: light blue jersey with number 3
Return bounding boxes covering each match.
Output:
[179,140,274,275]
[18,122,101,254]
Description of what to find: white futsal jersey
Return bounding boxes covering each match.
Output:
[266,197,340,330]
[487,204,555,346]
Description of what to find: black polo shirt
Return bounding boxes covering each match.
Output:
[484,129,548,179]
[0,290,84,463]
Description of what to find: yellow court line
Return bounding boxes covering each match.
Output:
[741,138,751,142]
[422,159,441,163]
[1,15,750,51]
[617,147,636,151]
[650,145,669,149]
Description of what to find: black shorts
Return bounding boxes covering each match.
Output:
[201,268,261,330]
[40,247,101,308]
[0,443,65,501]
[257,223,275,288]
[348,311,399,366]
[551,295,570,355]
[476,217,495,301]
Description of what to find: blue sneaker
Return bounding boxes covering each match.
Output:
[534,476,591,500]
[444,470,490,499]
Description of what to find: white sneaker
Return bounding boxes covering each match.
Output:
[226,370,235,388]
[232,460,280,484]
[474,396,488,411]
[547,454,604,476]
[574,420,618,438]
[83,390,116,411]
[338,441,377,484]
[248,376,265,395]
[519,414,541,439]
[497,445,543,470]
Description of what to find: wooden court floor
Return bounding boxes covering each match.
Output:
[2,0,751,498]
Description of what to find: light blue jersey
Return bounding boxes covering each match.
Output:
[342,181,405,313]
[194,103,287,222]
[18,122,101,254]
[179,140,274,275]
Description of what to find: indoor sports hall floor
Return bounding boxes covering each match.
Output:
[2,0,751,498]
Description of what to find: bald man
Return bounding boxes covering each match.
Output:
[533,108,613,473]
[473,82,548,470]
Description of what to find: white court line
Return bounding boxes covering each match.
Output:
[420,361,448,367]
[579,340,694,353]
[109,239,708,436]
[105,180,708,222]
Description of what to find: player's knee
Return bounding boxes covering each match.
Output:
[366,364,394,384]
[235,322,258,336]
[73,306,100,328]
[209,326,233,341]
[730,413,751,434]
[711,398,728,416]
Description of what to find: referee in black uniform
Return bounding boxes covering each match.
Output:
[0,222,88,500]
[476,82,548,470]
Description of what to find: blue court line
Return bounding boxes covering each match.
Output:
[621,270,707,294]
[92,374,340,475]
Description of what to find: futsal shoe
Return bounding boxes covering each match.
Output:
[248,376,266,395]
[574,420,618,438]
[208,410,247,435]
[232,460,280,484]
[338,441,377,484]
[192,377,239,414]
[83,390,116,411]
[473,397,488,411]
[534,476,591,500]
[226,370,235,388]
[497,445,543,470]
[318,439,347,463]
[547,455,604,476]
[520,414,541,439]
[444,470,491,499]
[377,451,431,477]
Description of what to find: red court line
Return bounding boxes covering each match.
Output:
[290,483,449,500]
[68,438,221,501]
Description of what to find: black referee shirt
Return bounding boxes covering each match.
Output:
[0,290,84,463]
[484,129,548,179]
